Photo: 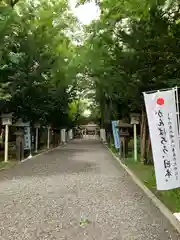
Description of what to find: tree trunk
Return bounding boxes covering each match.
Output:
[100,107,105,128]
[140,109,144,140]
[140,110,147,163]
[146,134,152,164]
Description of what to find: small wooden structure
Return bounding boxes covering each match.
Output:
[117,120,132,158]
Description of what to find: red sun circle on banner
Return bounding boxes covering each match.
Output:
[157,97,164,105]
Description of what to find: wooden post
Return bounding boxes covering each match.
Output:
[47,127,50,149]
[123,138,125,159]
[4,124,9,162]
[141,111,147,163]
[1,113,12,162]
[35,127,38,153]
[134,124,137,161]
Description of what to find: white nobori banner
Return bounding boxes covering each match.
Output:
[144,89,180,190]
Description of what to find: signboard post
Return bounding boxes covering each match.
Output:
[68,129,73,140]
[144,88,180,190]
[100,129,106,142]
[131,113,140,162]
[47,125,51,149]
[61,129,66,144]
[1,113,12,162]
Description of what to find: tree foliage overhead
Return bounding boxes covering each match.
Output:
[1,0,180,130]
[75,0,180,125]
[0,0,80,127]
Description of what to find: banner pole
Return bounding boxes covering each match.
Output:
[28,126,32,158]
[143,86,180,94]
[175,87,180,148]
[134,124,137,161]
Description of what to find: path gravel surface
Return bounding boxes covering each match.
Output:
[0,140,179,239]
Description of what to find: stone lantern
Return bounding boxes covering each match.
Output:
[13,119,31,161]
[117,120,132,158]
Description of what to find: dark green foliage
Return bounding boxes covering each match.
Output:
[77,0,180,123]
[0,0,79,127]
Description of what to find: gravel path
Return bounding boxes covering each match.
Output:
[0,140,179,239]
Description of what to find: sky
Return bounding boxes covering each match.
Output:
[69,0,100,25]
[69,1,99,118]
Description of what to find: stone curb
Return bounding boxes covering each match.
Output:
[105,145,180,234]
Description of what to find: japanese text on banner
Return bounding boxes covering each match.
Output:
[144,89,180,190]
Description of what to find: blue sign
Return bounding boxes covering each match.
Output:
[111,120,120,149]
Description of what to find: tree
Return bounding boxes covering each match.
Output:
[75,0,180,163]
[0,0,80,128]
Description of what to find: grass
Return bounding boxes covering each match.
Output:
[124,157,180,213]
[0,148,17,171]
[108,139,180,213]
[0,143,55,171]
[109,143,119,154]
[0,160,17,171]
